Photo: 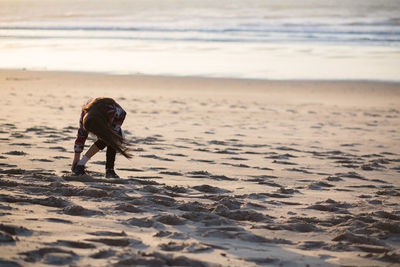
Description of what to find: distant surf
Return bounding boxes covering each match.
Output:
[0,0,399,80]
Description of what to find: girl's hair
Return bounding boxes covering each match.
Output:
[83,97,132,159]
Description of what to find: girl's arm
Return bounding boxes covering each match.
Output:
[72,111,88,170]
[110,104,126,132]
[74,127,88,152]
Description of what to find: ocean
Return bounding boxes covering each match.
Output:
[0,0,399,81]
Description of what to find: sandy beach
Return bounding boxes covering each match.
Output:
[0,69,400,266]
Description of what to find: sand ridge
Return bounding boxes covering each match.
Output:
[0,70,399,266]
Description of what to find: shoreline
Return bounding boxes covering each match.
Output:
[3,68,400,85]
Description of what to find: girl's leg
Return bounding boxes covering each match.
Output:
[76,143,100,166]
[105,128,120,170]
[105,146,116,170]
[73,143,101,175]
[105,146,120,178]
[85,143,101,159]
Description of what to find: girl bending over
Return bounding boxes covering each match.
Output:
[72,97,131,178]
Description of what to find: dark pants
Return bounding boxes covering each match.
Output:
[94,140,116,170]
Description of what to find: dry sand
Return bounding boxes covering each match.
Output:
[0,69,399,266]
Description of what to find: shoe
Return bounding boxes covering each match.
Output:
[73,164,86,175]
[105,169,120,178]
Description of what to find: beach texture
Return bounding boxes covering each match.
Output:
[0,70,400,266]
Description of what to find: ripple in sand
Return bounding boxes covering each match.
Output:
[265,153,298,160]
[158,241,186,251]
[55,185,110,198]
[214,149,238,155]
[221,162,251,168]
[337,171,367,180]
[46,218,73,224]
[46,146,66,152]
[167,153,187,157]
[0,195,69,208]
[90,249,116,259]
[10,132,28,139]
[128,178,162,186]
[140,154,174,161]
[0,224,32,236]
[272,160,297,165]
[127,217,155,228]
[308,181,335,190]
[0,259,21,267]
[53,156,68,159]
[20,247,77,265]
[85,238,136,247]
[114,252,211,267]
[245,257,277,265]
[227,157,248,161]
[56,240,96,249]
[116,203,144,213]
[165,185,187,193]
[157,215,186,225]
[332,232,384,246]
[10,142,32,147]
[62,205,103,216]
[376,189,400,196]
[88,231,126,237]
[189,158,215,164]
[4,151,27,156]
[0,163,17,168]
[192,184,231,194]
[0,232,15,243]
[117,167,144,172]
[31,158,54,162]
[154,231,189,240]
[307,199,353,214]
[160,171,183,176]
[270,220,323,233]
[215,209,266,222]
[186,171,237,181]
[159,241,213,253]
[298,241,328,250]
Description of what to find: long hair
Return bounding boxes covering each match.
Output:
[83,97,132,159]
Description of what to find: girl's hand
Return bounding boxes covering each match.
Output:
[71,153,81,171]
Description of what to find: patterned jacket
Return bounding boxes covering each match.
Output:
[74,100,126,153]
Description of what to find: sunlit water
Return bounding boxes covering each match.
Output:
[1,0,399,80]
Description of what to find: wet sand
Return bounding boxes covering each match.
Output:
[0,69,399,266]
